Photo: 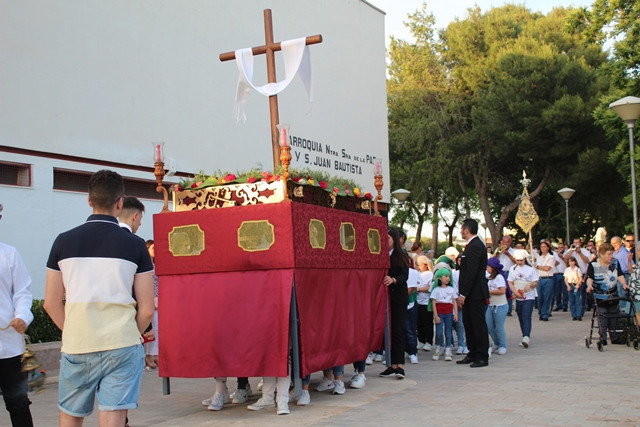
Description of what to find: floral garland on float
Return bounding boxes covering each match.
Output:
[172,168,373,213]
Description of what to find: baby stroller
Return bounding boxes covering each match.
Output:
[585,288,639,352]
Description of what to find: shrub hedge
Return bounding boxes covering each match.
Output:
[26,299,61,343]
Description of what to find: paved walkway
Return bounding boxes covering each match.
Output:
[3,309,640,426]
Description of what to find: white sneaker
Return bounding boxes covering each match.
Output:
[521,336,530,348]
[365,353,374,365]
[491,344,500,353]
[497,347,507,355]
[349,373,366,389]
[257,378,263,391]
[432,346,442,361]
[462,347,469,354]
[456,346,464,355]
[296,390,310,406]
[373,353,384,362]
[488,347,492,358]
[444,348,453,361]
[276,400,290,415]
[247,397,274,411]
[409,354,419,364]
[202,389,230,406]
[332,380,345,395]
[417,341,425,350]
[206,392,225,411]
[315,377,335,392]
[422,342,432,351]
[231,387,250,404]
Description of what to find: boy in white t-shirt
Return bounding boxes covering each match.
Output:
[430,268,458,361]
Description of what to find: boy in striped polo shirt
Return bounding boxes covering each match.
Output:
[44,169,155,426]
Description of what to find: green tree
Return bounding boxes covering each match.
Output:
[387,4,467,247]
[439,5,610,244]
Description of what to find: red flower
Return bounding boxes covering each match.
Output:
[345,189,350,195]
[174,184,183,191]
[225,174,236,182]
[261,171,269,177]
[319,181,328,190]
[364,192,372,199]
[247,177,257,183]
[292,177,301,183]
[333,186,339,193]
[191,181,202,189]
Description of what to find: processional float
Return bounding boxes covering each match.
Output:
[151,9,390,395]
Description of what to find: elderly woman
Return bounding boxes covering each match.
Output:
[628,244,640,326]
[586,243,630,346]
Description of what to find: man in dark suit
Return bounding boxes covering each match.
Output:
[456,219,490,368]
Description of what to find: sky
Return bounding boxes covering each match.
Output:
[369,0,592,44]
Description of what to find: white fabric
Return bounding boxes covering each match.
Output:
[233,37,313,122]
[497,247,515,271]
[536,253,556,277]
[406,268,420,309]
[508,264,538,300]
[564,265,582,285]
[566,247,590,274]
[554,251,567,274]
[430,286,457,304]
[417,270,433,305]
[487,274,508,306]
[0,243,33,359]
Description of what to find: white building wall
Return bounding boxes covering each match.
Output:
[0,0,389,298]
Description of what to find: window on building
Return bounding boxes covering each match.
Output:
[53,168,172,200]
[0,162,31,187]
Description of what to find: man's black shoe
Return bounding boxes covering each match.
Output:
[470,360,488,368]
[456,356,473,364]
[553,307,561,312]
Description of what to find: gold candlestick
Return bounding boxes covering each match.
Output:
[374,174,383,216]
[280,145,292,201]
[154,162,170,212]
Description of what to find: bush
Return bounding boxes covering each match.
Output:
[26,300,61,343]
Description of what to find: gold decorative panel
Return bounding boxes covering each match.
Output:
[308,219,326,249]
[168,225,205,256]
[339,222,356,252]
[367,229,381,254]
[238,220,275,252]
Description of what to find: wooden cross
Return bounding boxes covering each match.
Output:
[219,9,322,170]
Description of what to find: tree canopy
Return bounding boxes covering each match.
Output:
[387,2,633,245]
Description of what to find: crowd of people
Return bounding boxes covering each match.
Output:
[2,170,640,424]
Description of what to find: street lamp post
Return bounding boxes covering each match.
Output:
[610,96,640,264]
[557,188,575,246]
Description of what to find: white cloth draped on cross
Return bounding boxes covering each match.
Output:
[233,37,313,122]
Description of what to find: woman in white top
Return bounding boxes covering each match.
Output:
[507,249,539,348]
[534,241,556,321]
[485,257,508,355]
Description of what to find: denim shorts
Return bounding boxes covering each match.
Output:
[58,344,144,417]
